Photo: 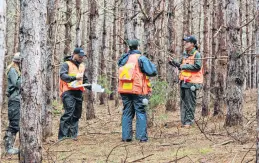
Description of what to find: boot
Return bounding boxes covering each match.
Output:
[4,131,19,155]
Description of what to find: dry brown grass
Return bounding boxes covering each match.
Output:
[1,89,257,163]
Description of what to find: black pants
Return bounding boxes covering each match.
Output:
[7,100,20,134]
[58,91,83,139]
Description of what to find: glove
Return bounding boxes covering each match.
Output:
[85,85,92,91]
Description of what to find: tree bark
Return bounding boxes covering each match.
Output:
[0,0,7,157]
[86,0,99,120]
[19,0,47,161]
[76,0,82,47]
[256,0,259,161]
[13,0,20,53]
[225,0,245,127]
[110,0,119,106]
[202,0,210,116]
[100,0,108,105]
[64,0,72,55]
[124,0,135,40]
[213,0,227,116]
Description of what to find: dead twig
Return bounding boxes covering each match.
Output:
[241,143,254,163]
[106,143,124,163]
[195,120,215,143]
[168,155,187,163]
[129,154,154,163]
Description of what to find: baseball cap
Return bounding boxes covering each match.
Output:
[127,39,139,47]
[74,48,86,56]
[183,36,197,45]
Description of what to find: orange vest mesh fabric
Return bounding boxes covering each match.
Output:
[179,51,204,84]
[59,61,86,97]
[118,54,151,95]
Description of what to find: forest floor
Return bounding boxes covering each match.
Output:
[1,89,258,163]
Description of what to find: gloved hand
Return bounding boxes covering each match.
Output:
[85,85,92,91]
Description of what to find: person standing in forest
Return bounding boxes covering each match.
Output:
[118,40,157,142]
[168,36,203,128]
[4,52,21,154]
[58,48,91,140]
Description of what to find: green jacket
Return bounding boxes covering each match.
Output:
[170,48,202,89]
[6,67,21,101]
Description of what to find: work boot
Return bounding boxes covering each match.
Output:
[4,131,19,155]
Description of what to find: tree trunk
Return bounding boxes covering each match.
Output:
[256,0,259,161]
[210,0,217,89]
[13,0,20,53]
[41,0,57,141]
[19,0,47,161]
[64,0,72,55]
[100,0,108,105]
[183,0,190,36]
[165,0,177,112]
[252,1,257,89]
[76,0,81,47]
[246,0,251,89]
[124,0,135,40]
[110,0,119,107]
[0,0,7,156]
[225,0,245,127]
[86,0,99,120]
[213,0,227,116]
[202,0,210,116]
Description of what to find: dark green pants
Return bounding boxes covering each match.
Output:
[58,91,83,140]
[180,87,197,125]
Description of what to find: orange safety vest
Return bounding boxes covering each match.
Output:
[179,51,204,84]
[59,61,86,97]
[118,54,151,95]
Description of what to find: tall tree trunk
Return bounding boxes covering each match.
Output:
[13,0,20,53]
[86,0,99,120]
[42,0,58,140]
[256,0,259,161]
[202,0,210,116]
[225,0,245,127]
[0,0,7,156]
[110,0,119,107]
[252,1,257,88]
[210,0,217,90]
[52,0,60,100]
[183,0,190,36]
[64,0,72,55]
[100,0,108,106]
[214,0,227,116]
[19,0,47,161]
[124,0,135,40]
[246,0,251,89]
[165,0,177,112]
[76,0,81,47]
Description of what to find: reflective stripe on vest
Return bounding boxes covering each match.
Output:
[118,54,151,95]
[59,61,86,97]
[179,51,204,84]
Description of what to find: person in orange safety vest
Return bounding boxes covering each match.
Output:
[168,36,203,128]
[118,39,157,142]
[58,48,91,140]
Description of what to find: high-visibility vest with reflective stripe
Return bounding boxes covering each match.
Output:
[59,61,85,97]
[179,51,204,84]
[118,54,151,95]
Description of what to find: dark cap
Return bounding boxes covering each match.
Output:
[183,36,197,45]
[74,48,86,56]
[127,39,139,47]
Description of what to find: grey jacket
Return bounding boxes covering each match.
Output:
[6,67,21,101]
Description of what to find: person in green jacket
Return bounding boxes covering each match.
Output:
[168,36,203,128]
[4,52,21,154]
